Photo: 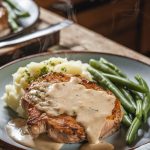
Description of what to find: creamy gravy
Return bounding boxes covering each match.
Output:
[6,119,114,150]
[28,77,116,143]
[34,134,63,150]
[6,118,35,148]
[80,141,114,150]
[6,119,63,150]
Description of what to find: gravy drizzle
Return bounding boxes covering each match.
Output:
[80,141,114,150]
[29,77,116,143]
[6,118,63,150]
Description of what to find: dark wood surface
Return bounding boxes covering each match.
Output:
[36,0,150,55]
[38,8,150,64]
[140,0,150,55]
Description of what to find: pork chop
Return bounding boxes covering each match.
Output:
[21,72,123,143]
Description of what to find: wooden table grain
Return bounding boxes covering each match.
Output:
[40,8,150,65]
[1,7,150,150]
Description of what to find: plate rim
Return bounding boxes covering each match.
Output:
[0,0,40,41]
[0,51,150,71]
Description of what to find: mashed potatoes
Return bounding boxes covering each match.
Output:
[3,57,92,117]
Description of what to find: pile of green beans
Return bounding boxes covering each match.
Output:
[88,58,150,145]
[2,0,30,31]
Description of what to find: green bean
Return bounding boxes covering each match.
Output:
[122,107,133,127]
[15,10,30,18]
[142,95,150,122]
[2,1,17,19]
[128,113,133,121]
[88,58,150,145]
[88,67,135,113]
[135,75,150,122]
[102,73,147,93]
[100,58,127,78]
[126,94,143,144]
[89,59,120,76]
[143,95,150,122]
[8,17,19,31]
[120,88,136,109]
[126,117,141,145]
[3,0,30,18]
[4,0,20,11]
[122,115,132,127]
[135,74,149,90]
[136,100,143,118]
[2,1,20,31]
[131,91,142,100]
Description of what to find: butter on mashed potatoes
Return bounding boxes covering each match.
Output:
[3,57,92,117]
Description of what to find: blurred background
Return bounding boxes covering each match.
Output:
[35,0,150,56]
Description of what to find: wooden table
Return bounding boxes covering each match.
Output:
[0,7,150,150]
[40,8,150,65]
